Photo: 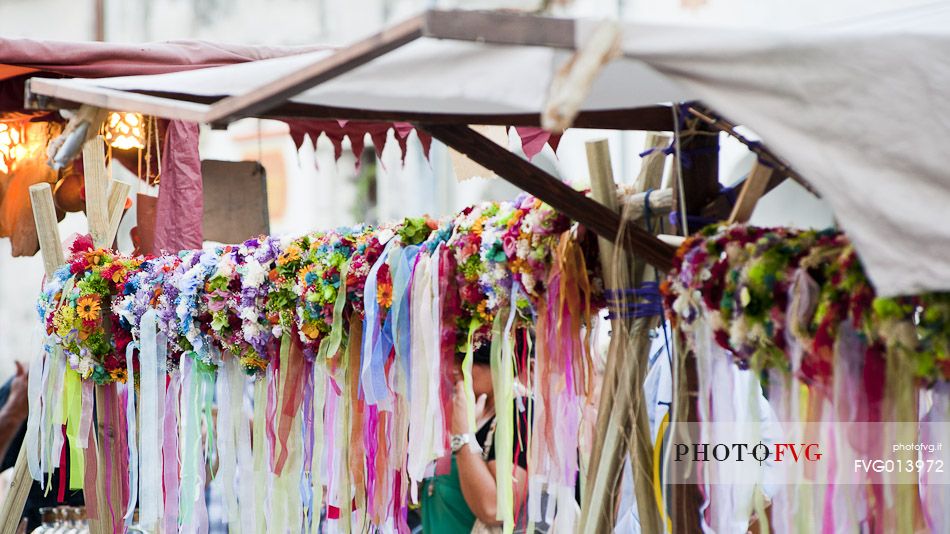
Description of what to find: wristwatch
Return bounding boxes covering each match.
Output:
[450,433,482,454]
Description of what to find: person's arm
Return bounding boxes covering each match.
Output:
[0,362,29,462]
[451,381,529,526]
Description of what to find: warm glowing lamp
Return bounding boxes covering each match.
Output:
[0,122,27,174]
[104,112,146,150]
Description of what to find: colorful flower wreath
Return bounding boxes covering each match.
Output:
[39,195,588,384]
[664,224,950,384]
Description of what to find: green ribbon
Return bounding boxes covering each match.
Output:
[63,367,84,489]
[490,310,515,533]
[319,259,350,361]
[310,362,326,533]
[462,320,481,433]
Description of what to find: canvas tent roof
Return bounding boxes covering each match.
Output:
[24,7,950,297]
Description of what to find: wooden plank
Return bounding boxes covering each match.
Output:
[677,124,720,217]
[26,78,210,123]
[636,133,670,192]
[582,139,663,534]
[0,187,70,534]
[28,183,66,278]
[423,9,575,49]
[671,120,716,534]
[728,162,774,224]
[29,79,677,132]
[421,124,676,271]
[581,140,622,531]
[105,180,132,249]
[687,106,816,196]
[82,137,111,249]
[619,188,674,220]
[0,446,30,534]
[206,15,425,126]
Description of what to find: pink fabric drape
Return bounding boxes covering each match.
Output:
[154,120,202,253]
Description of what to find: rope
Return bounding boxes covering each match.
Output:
[604,282,664,320]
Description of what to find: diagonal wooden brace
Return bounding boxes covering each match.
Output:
[420,124,676,271]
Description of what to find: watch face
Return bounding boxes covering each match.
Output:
[450,434,466,452]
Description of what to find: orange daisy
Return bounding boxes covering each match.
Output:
[76,295,101,321]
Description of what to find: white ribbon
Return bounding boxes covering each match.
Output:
[124,342,139,526]
[406,251,432,499]
[25,336,47,481]
[138,309,162,529]
[236,366,255,534]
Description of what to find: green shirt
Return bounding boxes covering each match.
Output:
[421,456,475,533]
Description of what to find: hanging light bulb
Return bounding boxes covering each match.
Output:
[0,122,26,174]
[104,112,146,150]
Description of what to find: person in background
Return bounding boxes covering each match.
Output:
[421,343,530,533]
[0,360,84,531]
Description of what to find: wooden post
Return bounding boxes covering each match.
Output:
[727,163,774,224]
[29,184,66,278]
[0,185,67,533]
[82,136,125,534]
[83,137,111,249]
[669,125,718,534]
[105,179,132,248]
[581,139,663,534]
[0,446,29,534]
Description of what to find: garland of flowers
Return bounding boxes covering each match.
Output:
[31,192,603,533]
[38,194,579,386]
[662,224,950,384]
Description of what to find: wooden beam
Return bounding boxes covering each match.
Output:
[423,9,575,49]
[421,124,676,271]
[582,139,663,534]
[670,118,715,534]
[686,106,817,197]
[30,86,677,132]
[728,163,774,224]
[678,124,720,217]
[26,78,210,123]
[0,446,30,534]
[28,183,66,278]
[83,137,111,249]
[105,180,132,249]
[205,15,425,126]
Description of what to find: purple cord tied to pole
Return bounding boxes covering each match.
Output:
[668,211,719,231]
[604,282,664,320]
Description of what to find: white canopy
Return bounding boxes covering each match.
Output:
[29,39,690,119]
[28,6,950,296]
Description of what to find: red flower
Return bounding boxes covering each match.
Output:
[460,283,482,306]
[69,234,94,254]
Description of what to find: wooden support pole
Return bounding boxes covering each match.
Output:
[0,446,29,534]
[29,183,65,279]
[83,137,111,249]
[105,179,132,249]
[669,126,717,534]
[90,385,124,534]
[0,185,68,533]
[676,123,720,218]
[727,163,774,224]
[581,139,663,533]
[421,124,676,271]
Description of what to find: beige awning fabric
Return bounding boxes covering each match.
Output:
[26,6,950,296]
[28,38,689,120]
